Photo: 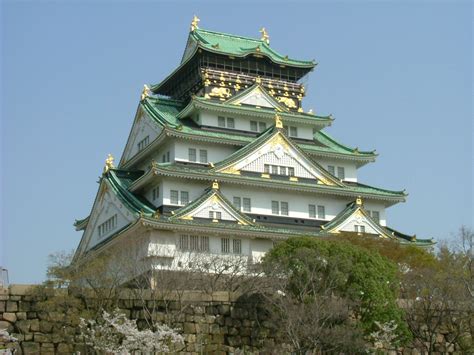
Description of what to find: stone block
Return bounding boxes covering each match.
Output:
[0,301,5,312]
[15,320,30,333]
[1,312,17,323]
[30,319,40,332]
[185,314,194,322]
[218,304,230,315]
[22,341,40,353]
[9,284,34,296]
[18,301,31,312]
[210,324,220,335]
[58,343,73,353]
[16,311,27,320]
[26,311,37,319]
[183,322,196,334]
[34,332,51,343]
[39,320,53,333]
[205,315,216,324]
[6,301,18,312]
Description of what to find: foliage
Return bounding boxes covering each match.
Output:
[79,309,184,354]
[263,237,410,347]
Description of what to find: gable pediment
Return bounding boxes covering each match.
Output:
[216,130,342,186]
[323,201,391,238]
[227,84,288,111]
[171,187,253,225]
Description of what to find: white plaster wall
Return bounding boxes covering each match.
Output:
[88,190,135,249]
[362,201,387,226]
[174,141,237,164]
[221,185,349,221]
[144,183,163,208]
[123,113,162,163]
[199,110,315,140]
[161,179,207,206]
[314,158,358,182]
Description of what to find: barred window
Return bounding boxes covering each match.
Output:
[170,190,179,205]
[227,117,235,129]
[209,211,222,220]
[243,198,251,212]
[179,235,189,250]
[355,225,366,233]
[328,165,335,175]
[337,167,345,180]
[258,122,266,132]
[370,211,380,224]
[309,204,316,218]
[288,167,295,176]
[264,164,270,174]
[233,197,241,210]
[200,236,210,252]
[233,239,242,254]
[180,191,189,205]
[199,149,208,163]
[137,135,150,152]
[221,238,230,253]
[289,126,298,137]
[98,214,117,238]
[250,121,258,132]
[281,202,289,216]
[190,235,200,251]
[188,148,197,162]
[271,201,279,215]
[218,116,226,127]
[317,205,325,219]
[152,186,159,201]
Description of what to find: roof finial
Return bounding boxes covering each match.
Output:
[103,154,115,174]
[212,180,219,190]
[190,15,200,32]
[356,196,363,206]
[259,27,270,45]
[275,113,283,129]
[141,84,151,101]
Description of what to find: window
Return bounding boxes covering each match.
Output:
[179,235,209,252]
[272,201,279,215]
[328,165,335,175]
[264,164,270,174]
[289,126,298,137]
[251,120,266,132]
[317,205,325,219]
[98,214,117,238]
[137,135,149,152]
[218,116,226,127]
[227,117,235,129]
[265,164,295,177]
[166,151,170,162]
[190,235,200,251]
[369,211,380,223]
[179,235,189,250]
[199,149,208,163]
[250,121,258,132]
[188,148,197,162]
[288,167,295,176]
[337,167,345,180]
[170,190,179,205]
[283,125,298,137]
[309,204,316,218]
[209,211,222,220]
[180,191,189,205]
[221,238,230,253]
[281,202,289,216]
[355,225,366,233]
[233,197,241,210]
[243,198,251,212]
[152,186,159,201]
[279,166,287,176]
[233,239,242,254]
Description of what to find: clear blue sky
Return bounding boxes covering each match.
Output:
[1,1,472,284]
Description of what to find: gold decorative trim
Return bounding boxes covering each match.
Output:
[190,15,200,32]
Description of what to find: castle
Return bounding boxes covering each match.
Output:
[73,18,433,274]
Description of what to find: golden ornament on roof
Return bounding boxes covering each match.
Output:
[356,196,363,206]
[190,15,200,32]
[259,27,270,45]
[103,154,115,174]
[212,180,219,190]
[141,84,151,101]
[275,113,283,128]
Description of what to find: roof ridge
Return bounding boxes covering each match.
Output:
[194,28,262,44]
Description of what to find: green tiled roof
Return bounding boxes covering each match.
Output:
[188,28,315,68]
[150,163,406,202]
[140,97,376,161]
[178,96,333,126]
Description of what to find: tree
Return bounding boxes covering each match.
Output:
[260,236,410,353]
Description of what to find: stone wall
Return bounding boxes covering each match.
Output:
[0,285,466,354]
[0,285,277,354]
